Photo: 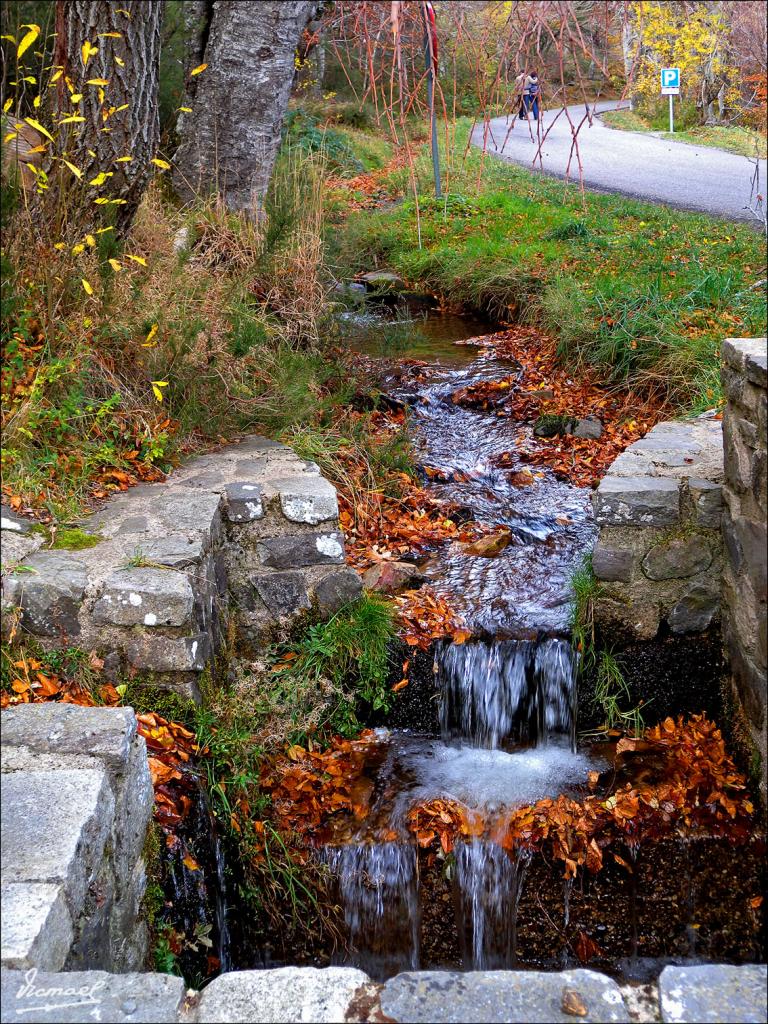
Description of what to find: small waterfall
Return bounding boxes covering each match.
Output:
[454,841,532,969]
[325,842,419,978]
[438,638,577,750]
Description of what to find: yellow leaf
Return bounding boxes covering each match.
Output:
[24,117,53,141]
[54,242,65,250]
[70,93,83,102]
[151,157,171,170]
[151,381,168,402]
[177,106,192,113]
[3,132,17,143]
[115,155,132,162]
[85,234,96,247]
[86,78,109,86]
[33,95,41,108]
[126,255,147,266]
[108,258,122,271]
[27,145,46,153]
[113,103,128,113]
[94,197,111,204]
[114,56,125,67]
[21,76,36,84]
[89,172,111,186]
[3,98,13,113]
[81,278,94,296]
[59,115,86,124]
[116,8,132,17]
[17,24,40,60]
[59,158,82,179]
[190,63,208,76]
[95,226,113,233]
[0,35,16,43]
[81,40,99,66]
[98,32,122,38]
[145,323,159,345]
[72,244,85,255]
[49,68,64,84]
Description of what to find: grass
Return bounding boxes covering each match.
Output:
[601,108,767,159]
[329,117,767,411]
[569,557,647,738]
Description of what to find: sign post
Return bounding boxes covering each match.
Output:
[660,68,680,133]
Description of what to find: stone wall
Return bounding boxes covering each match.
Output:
[0,705,152,974]
[720,338,767,795]
[0,438,361,701]
[592,416,724,641]
[0,963,766,1023]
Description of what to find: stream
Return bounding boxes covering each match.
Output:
[323,301,600,976]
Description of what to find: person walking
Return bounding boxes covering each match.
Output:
[519,70,540,121]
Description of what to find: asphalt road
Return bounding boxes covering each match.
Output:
[471,101,767,223]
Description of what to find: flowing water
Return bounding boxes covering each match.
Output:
[323,302,601,976]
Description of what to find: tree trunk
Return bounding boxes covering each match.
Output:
[55,0,163,233]
[173,0,318,214]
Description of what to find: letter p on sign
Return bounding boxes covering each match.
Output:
[661,68,680,94]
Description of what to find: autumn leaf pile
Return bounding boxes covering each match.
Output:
[406,715,756,876]
[259,731,380,841]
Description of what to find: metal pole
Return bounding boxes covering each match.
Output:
[422,4,441,197]
[669,93,674,133]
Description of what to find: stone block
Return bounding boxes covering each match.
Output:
[687,479,722,528]
[126,536,204,568]
[726,631,767,730]
[722,338,767,378]
[734,518,767,596]
[1,769,113,915]
[0,705,138,773]
[125,632,210,674]
[641,535,713,581]
[314,569,364,612]
[224,483,264,523]
[591,545,633,583]
[1,553,88,636]
[272,476,339,525]
[380,970,630,1023]
[253,573,310,617]
[0,968,186,1023]
[593,477,680,527]
[659,963,767,1023]
[92,569,194,628]
[0,883,73,971]
[257,533,345,569]
[156,491,222,546]
[193,966,371,1023]
[0,509,33,533]
[0,532,43,571]
[668,582,720,634]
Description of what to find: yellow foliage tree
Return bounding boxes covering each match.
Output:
[632,1,737,123]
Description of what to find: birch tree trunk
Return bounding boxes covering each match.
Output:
[55,0,163,232]
[173,0,318,214]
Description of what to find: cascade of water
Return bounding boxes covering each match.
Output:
[438,638,577,750]
[324,843,419,978]
[454,841,533,969]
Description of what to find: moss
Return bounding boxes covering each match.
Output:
[30,525,101,550]
[122,680,198,727]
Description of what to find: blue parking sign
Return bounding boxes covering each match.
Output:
[661,68,680,94]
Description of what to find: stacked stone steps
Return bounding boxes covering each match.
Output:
[0,437,361,701]
[0,705,153,975]
[1,964,765,1023]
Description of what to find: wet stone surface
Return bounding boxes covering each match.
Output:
[658,964,767,1024]
[379,969,630,1023]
